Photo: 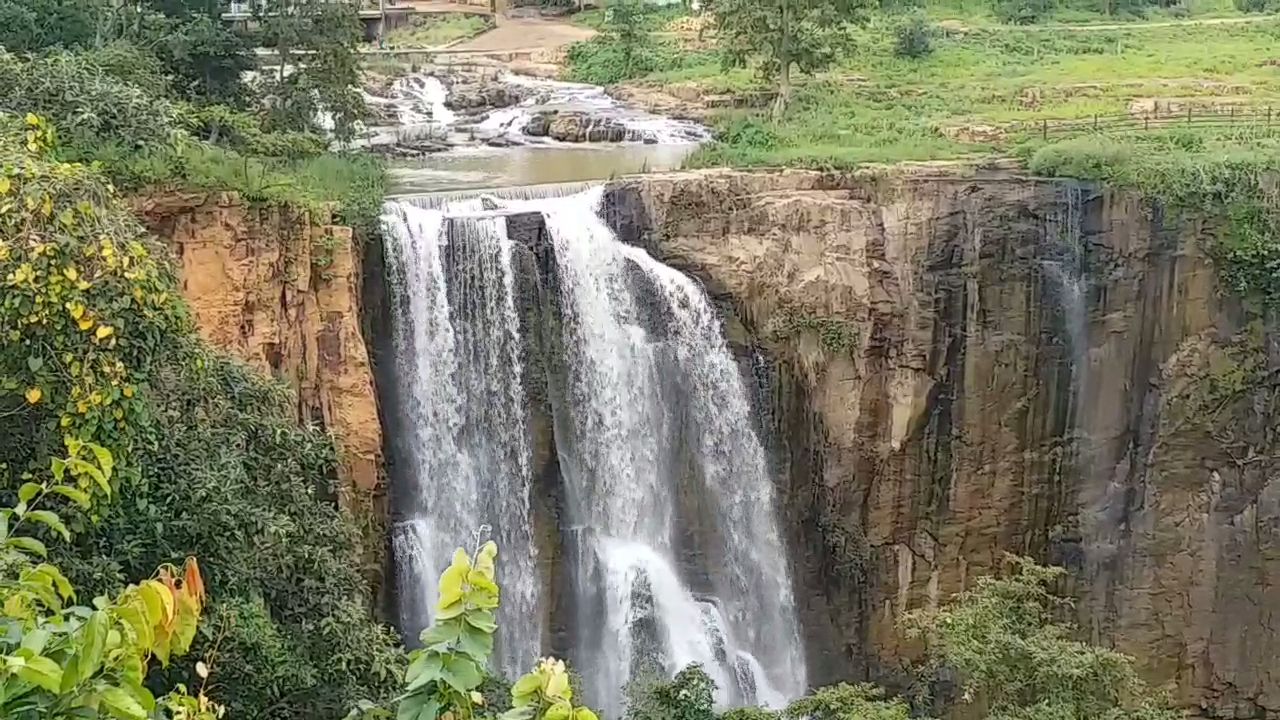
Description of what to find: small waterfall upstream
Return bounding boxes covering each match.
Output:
[381,186,807,716]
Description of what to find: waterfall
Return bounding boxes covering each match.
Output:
[381,203,540,677]
[381,186,807,716]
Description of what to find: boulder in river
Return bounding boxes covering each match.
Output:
[547,113,628,143]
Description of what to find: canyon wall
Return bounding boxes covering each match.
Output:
[607,169,1280,720]
[135,192,383,501]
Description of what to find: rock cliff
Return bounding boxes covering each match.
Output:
[606,169,1279,720]
[134,193,383,502]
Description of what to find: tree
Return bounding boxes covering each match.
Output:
[710,0,866,116]
[903,556,1180,720]
[253,0,366,141]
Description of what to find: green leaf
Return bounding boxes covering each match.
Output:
[19,629,50,655]
[89,444,114,483]
[419,620,461,649]
[397,694,441,720]
[574,707,600,720]
[17,482,42,504]
[12,654,62,692]
[7,535,47,558]
[464,609,497,634]
[437,554,470,612]
[435,601,466,620]
[25,510,69,542]
[50,485,90,508]
[100,685,148,720]
[439,655,483,693]
[68,458,108,496]
[456,624,494,661]
[545,701,572,720]
[404,652,443,691]
[26,356,42,372]
[512,672,542,698]
[34,564,75,601]
[78,610,108,683]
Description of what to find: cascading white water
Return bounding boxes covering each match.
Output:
[382,185,806,716]
[381,202,540,677]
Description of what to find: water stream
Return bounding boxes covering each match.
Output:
[366,72,709,192]
[380,186,807,716]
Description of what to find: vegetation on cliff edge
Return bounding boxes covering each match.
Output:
[0,116,402,718]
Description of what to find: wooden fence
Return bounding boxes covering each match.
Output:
[1022,106,1280,139]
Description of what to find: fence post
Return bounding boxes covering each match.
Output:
[1042,119,1048,141]
[1187,106,1192,125]
[1145,113,1150,131]
[1093,114,1098,131]
[1269,106,1273,128]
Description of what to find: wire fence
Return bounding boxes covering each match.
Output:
[1019,106,1280,139]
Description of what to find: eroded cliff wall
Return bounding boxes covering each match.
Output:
[135,192,383,500]
[608,169,1279,719]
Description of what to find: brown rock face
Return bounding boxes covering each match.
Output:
[134,192,383,500]
[608,169,1279,719]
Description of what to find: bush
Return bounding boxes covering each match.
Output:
[904,556,1179,720]
[0,118,402,719]
[995,0,1056,23]
[893,10,934,59]
[0,50,182,151]
[59,340,405,720]
[1027,137,1135,179]
[625,665,716,720]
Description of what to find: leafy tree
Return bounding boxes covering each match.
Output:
[0,0,107,53]
[903,556,1179,720]
[252,0,366,141]
[711,0,867,115]
[604,0,653,79]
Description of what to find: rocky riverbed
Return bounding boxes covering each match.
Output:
[361,64,710,158]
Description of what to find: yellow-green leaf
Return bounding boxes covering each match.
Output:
[100,685,148,720]
[78,610,108,682]
[26,510,69,541]
[95,325,114,340]
[24,387,41,404]
[12,654,62,693]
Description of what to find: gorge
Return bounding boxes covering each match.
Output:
[149,167,1280,720]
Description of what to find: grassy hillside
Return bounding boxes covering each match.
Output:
[572,7,1280,168]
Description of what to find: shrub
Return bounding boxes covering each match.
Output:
[625,664,716,720]
[903,556,1179,720]
[995,0,1056,23]
[893,10,934,59]
[0,50,182,151]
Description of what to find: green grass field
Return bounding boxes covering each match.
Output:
[605,14,1280,168]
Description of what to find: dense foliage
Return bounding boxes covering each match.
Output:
[903,556,1178,720]
[1,440,216,720]
[0,118,400,718]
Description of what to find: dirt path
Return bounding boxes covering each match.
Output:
[446,16,596,53]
